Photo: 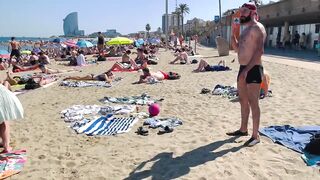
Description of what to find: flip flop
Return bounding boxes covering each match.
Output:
[226,130,248,136]
[244,137,260,147]
[135,127,148,136]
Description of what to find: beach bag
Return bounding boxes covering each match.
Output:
[147,60,158,65]
[168,72,181,80]
[25,79,40,90]
[69,57,77,66]
[304,133,320,155]
[191,59,198,64]
[97,56,106,61]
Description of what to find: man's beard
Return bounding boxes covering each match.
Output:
[240,13,252,24]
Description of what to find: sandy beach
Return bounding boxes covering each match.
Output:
[1,46,320,179]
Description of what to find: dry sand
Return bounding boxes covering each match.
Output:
[1,46,320,179]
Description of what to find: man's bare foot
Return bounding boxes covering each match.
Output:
[1,146,12,153]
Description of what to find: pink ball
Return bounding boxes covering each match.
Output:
[148,103,160,117]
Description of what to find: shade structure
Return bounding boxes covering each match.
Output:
[52,38,66,43]
[106,37,133,45]
[76,40,94,48]
[148,38,161,44]
[135,38,144,47]
[20,50,31,55]
[0,50,9,59]
[63,40,78,48]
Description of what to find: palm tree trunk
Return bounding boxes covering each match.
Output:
[182,16,184,36]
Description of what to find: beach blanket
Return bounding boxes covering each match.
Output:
[0,149,27,179]
[13,80,58,96]
[106,57,122,61]
[260,125,320,167]
[60,81,112,88]
[72,115,138,136]
[143,117,183,129]
[101,93,163,105]
[111,67,138,72]
[211,84,272,100]
[61,105,136,123]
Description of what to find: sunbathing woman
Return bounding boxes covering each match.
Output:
[136,68,169,84]
[108,50,141,72]
[63,71,114,83]
[193,59,231,72]
[12,63,40,72]
[39,64,77,75]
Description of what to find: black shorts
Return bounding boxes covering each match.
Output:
[237,65,263,84]
[10,49,20,58]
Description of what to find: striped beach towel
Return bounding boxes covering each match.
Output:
[73,115,138,136]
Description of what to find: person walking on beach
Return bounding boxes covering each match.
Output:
[227,2,266,147]
[97,32,105,52]
[8,37,21,66]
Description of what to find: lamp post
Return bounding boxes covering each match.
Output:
[219,0,222,37]
[165,0,169,50]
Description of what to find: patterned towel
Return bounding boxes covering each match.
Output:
[0,150,27,179]
[60,81,112,88]
[72,115,138,136]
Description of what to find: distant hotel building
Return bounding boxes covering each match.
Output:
[63,12,85,36]
[162,13,182,34]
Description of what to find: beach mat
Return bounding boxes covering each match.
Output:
[259,125,320,153]
[0,149,27,179]
[60,81,112,88]
[13,81,58,96]
[72,115,138,136]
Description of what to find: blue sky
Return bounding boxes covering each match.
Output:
[0,0,274,37]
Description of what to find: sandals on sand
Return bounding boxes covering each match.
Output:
[244,137,260,147]
[136,127,149,136]
[226,130,248,136]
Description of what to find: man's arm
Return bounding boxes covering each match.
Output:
[231,35,239,52]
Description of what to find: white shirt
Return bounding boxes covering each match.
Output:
[76,54,86,66]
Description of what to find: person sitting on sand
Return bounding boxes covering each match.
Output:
[63,71,114,83]
[108,50,141,72]
[12,63,40,72]
[136,67,168,84]
[193,59,231,72]
[76,50,86,66]
[38,51,51,65]
[170,48,189,64]
[135,48,148,65]
[105,46,117,57]
[29,51,39,65]
[0,58,8,71]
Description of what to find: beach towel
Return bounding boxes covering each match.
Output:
[106,57,122,61]
[101,93,162,105]
[259,125,320,153]
[260,125,320,167]
[111,67,138,72]
[60,81,112,88]
[13,80,58,96]
[72,115,138,136]
[143,117,183,129]
[61,105,136,123]
[0,149,27,179]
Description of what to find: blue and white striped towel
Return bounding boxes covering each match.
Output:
[72,115,138,136]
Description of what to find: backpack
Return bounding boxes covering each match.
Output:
[97,56,106,61]
[304,133,320,155]
[25,79,40,90]
[168,72,181,80]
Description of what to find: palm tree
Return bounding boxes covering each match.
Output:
[145,24,151,37]
[178,3,190,36]
[173,8,181,33]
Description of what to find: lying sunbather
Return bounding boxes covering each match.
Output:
[63,71,114,83]
[136,68,168,84]
[39,64,77,74]
[12,63,39,72]
[193,59,231,72]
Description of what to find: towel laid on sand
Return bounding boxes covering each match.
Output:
[260,125,320,167]
[61,105,136,123]
[60,81,112,88]
[143,117,183,129]
[0,149,27,179]
[101,93,163,105]
[72,115,138,136]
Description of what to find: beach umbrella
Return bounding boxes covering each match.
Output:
[135,38,144,47]
[20,50,31,55]
[76,40,94,48]
[52,38,66,43]
[0,84,24,123]
[63,40,78,48]
[148,38,161,44]
[0,50,9,59]
[106,37,133,45]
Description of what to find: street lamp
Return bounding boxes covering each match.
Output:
[219,0,222,37]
